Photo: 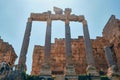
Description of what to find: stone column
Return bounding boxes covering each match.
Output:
[44,18,52,63]
[40,12,52,75]
[64,8,76,75]
[104,46,120,79]
[104,46,116,67]
[82,20,98,76]
[65,20,72,58]
[18,18,32,71]
[82,20,94,65]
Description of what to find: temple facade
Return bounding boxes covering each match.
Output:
[31,15,120,75]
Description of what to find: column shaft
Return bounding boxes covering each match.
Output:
[104,46,116,67]
[18,19,32,70]
[83,20,95,65]
[65,22,72,57]
[44,19,52,62]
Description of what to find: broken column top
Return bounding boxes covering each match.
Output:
[54,7,63,14]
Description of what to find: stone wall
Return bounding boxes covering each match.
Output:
[103,15,120,70]
[0,38,17,67]
[31,36,109,75]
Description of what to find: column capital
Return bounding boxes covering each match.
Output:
[65,19,69,25]
[82,20,87,26]
[47,18,52,25]
[64,8,71,15]
[78,15,85,22]
[28,18,32,23]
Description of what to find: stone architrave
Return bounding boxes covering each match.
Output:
[18,18,32,71]
[82,20,98,76]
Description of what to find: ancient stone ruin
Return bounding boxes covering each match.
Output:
[0,38,17,79]
[0,38,17,66]
[31,14,120,79]
[18,7,99,76]
[1,7,119,80]
[17,7,120,78]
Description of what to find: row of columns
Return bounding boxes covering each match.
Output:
[18,18,95,72]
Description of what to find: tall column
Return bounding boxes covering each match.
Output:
[65,20,72,58]
[82,20,95,65]
[18,18,32,71]
[82,20,98,76]
[44,17,52,63]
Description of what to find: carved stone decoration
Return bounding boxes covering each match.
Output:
[64,8,72,15]
[54,7,63,14]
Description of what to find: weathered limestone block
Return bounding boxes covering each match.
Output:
[0,39,17,66]
[31,36,109,75]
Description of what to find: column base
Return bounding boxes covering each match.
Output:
[54,75,65,80]
[66,64,76,76]
[17,64,27,71]
[107,65,120,79]
[86,65,99,76]
[40,63,51,75]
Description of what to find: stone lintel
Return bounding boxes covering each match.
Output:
[30,13,84,22]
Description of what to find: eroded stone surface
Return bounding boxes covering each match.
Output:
[31,15,120,76]
[0,38,17,66]
[31,36,109,75]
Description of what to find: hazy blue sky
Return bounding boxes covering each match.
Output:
[0,0,120,74]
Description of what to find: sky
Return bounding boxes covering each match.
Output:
[0,0,120,74]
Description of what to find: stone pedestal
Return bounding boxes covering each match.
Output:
[107,65,120,80]
[66,64,76,76]
[40,63,51,75]
[86,65,99,76]
[65,75,78,80]
[54,75,65,80]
